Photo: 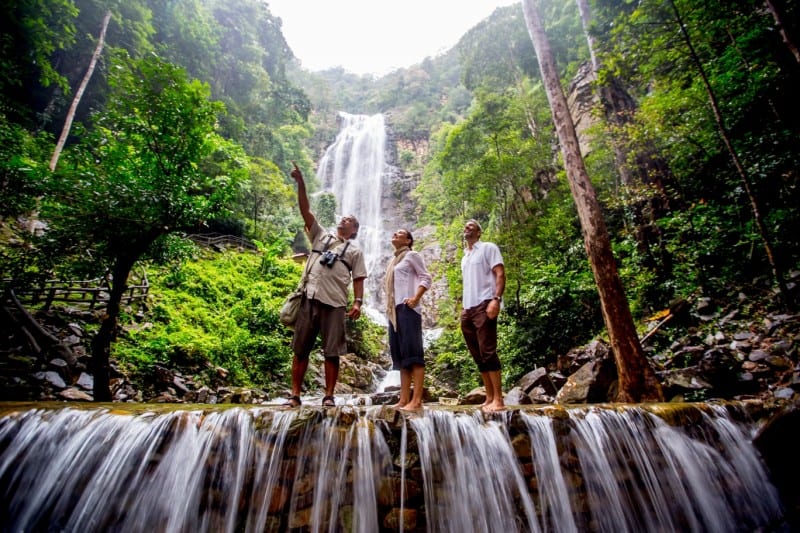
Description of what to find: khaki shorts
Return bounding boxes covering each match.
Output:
[292,296,347,360]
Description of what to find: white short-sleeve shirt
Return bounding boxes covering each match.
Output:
[461,241,503,309]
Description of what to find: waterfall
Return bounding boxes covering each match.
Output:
[0,404,785,532]
[316,112,388,298]
[410,410,541,532]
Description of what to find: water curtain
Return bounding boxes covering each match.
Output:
[316,112,387,287]
[0,404,783,532]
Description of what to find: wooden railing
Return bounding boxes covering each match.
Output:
[8,272,149,311]
[186,233,258,252]
[6,232,254,311]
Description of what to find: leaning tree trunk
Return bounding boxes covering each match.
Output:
[90,253,135,402]
[50,10,111,172]
[522,0,663,402]
[765,0,800,64]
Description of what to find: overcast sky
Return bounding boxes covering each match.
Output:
[266,0,520,75]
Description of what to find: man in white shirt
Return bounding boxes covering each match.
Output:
[460,219,506,412]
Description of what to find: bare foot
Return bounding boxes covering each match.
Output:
[400,402,423,411]
[482,401,506,413]
[390,402,408,409]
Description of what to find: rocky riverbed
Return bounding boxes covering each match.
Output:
[2,285,799,408]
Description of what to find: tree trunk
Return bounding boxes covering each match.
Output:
[522,0,663,402]
[90,254,135,402]
[765,0,800,64]
[575,0,673,276]
[669,0,792,309]
[50,10,111,172]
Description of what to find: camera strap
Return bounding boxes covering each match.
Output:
[311,235,352,272]
[311,235,336,255]
[337,241,352,272]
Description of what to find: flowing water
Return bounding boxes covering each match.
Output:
[316,112,388,287]
[0,403,784,532]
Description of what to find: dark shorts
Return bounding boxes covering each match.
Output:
[292,296,346,360]
[460,299,501,372]
[388,304,425,370]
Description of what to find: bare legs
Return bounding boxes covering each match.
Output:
[290,356,309,398]
[480,370,506,412]
[402,365,425,410]
[290,355,339,399]
[391,370,411,408]
[392,364,425,410]
[323,357,339,398]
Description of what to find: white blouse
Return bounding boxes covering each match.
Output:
[391,251,432,314]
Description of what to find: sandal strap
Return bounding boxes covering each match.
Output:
[285,395,302,406]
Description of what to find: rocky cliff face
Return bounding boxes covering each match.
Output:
[365,121,444,330]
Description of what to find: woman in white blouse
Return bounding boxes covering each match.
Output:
[383,229,432,410]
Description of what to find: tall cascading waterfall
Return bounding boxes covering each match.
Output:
[315,112,389,309]
[0,403,787,532]
[315,111,399,391]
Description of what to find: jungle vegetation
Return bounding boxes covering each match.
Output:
[1,0,798,398]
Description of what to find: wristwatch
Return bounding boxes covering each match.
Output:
[354,298,363,304]
[492,296,502,301]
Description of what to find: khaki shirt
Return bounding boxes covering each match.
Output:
[304,219,367,308]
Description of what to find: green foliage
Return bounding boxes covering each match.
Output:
[427,328,479,395]
[114,250,299,390]
[0,0,78,123]
[510,261,601,366]
[0,111,50,220]
[345,314,385,364]
[313,192,338,229]
[654,199,766,297]
[233,157,297,243]
[594,0,800,289]
[459,2,587,92]
[460,5,534,91]
[3,0,799,399]
[36,53,246,278]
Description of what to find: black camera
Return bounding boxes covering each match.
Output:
[319,250,338,268]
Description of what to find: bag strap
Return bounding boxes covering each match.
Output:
[299,234,334,291]
[297,248,315,290]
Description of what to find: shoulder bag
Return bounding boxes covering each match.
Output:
[279,253,314,329]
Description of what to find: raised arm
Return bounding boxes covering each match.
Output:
[291,161,315,230]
